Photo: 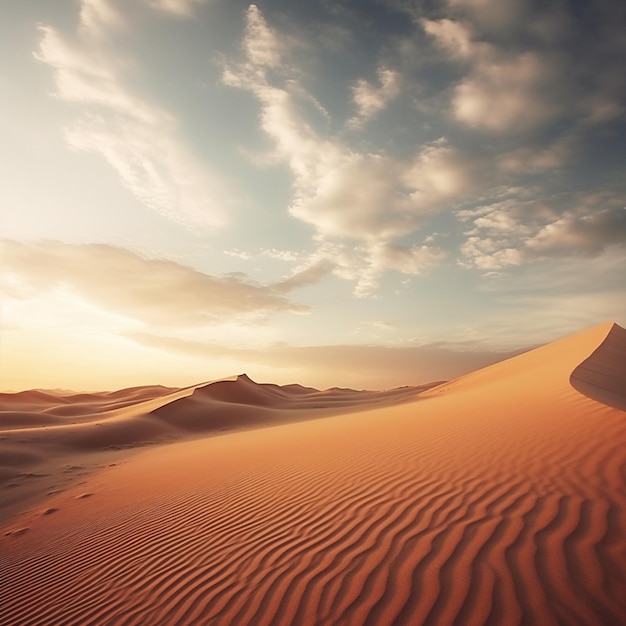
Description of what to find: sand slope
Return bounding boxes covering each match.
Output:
[1,323,625,625]
[0,377,432,522]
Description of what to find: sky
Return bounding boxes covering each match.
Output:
[1,0,625,391]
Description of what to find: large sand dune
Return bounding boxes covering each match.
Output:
[1,323,625,625]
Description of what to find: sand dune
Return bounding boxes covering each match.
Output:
[1,322,625,625]
[0,376,432,521]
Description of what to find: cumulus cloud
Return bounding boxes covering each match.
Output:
[459,236,523,270]
[221,6,483,293]
[423,17,559,132]
[452,52,558,131]
[35,0,228,230]
[0,240,326,326]
[417,0,626,272]
[424,0,626,133]
[404,138,483,204]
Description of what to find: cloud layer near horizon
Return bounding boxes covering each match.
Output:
[0,239,329,325]
[125,330,521,389]
[1,0,625,390]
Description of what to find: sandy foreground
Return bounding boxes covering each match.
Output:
[1,322,625,625]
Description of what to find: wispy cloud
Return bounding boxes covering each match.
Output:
[126,330,520,388]
[0,240,327,326]
[35,0,228,230]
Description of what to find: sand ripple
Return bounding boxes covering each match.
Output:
[1,323,625,625]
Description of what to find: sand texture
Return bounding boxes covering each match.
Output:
[1,322,625,625]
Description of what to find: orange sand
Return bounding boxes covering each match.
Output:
[1,322,625,625]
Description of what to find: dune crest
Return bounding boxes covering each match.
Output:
[1,323,625,625]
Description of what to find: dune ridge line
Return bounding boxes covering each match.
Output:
[1,322,625,625]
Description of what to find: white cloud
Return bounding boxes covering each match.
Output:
[447,0,525,32]
[224,249,252,260]
[452,51,558,132]
[35,0,229,230]
[290,152,415,241]
[144,0,206,17]
[261,248,299,262]
[404,138,482,205]
[422,13,567,133]
[0,240,325,326]
[222,7,483,293]
[373,241,446,276]
[460,236,523,270]
[421,18,473,59]
[526,208,626,257]
[348,66,401,128]
[243,4,283,67]
[78,0,125,39]
[498,137,576,174]
[271,259,335,294]
[459,193,626,269]
[424,2,626,136]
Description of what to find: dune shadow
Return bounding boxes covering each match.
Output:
[570,323,626,411]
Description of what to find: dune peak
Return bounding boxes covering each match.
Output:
[236,373,255,384]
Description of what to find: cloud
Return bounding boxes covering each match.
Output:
[446,0,525,32]
[224,249,252,260]
[459,194,626,269]
[404,138,483,204]
[526,208,626,258]
[498,137,577,175]
[421,18,473,59]
[78,0,125,39]
[126,330,521,388]
[423,17,559,132]
[35,0,229,230]
[423,1,626,133]
[144,0,206,17]
[261,249,299,262]
[416,1,626,271]
[459,236,523,270]
[0,240,327,326]
[271,260,335,294]
[348,66,401,128]
[222,7,487,293]
[243,4,283,67]
[452,52,558,131]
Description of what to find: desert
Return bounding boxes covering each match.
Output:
[5,0,626,623]
[1,322,625,625]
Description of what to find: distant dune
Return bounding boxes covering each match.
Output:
[1,322,625,625]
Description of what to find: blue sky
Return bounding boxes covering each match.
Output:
[1,0,625,390]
